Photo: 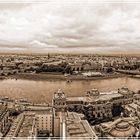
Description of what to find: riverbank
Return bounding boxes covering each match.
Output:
[7,73,129,81]
[130,75,140,79]
[0,76,8,80]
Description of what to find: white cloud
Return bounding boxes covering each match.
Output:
[0,0,140,53]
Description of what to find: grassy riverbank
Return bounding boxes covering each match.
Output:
[7,73,128,81]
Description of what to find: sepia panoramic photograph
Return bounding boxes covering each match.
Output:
[0,0,140,139]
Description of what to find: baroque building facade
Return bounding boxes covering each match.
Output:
[52,87,134,123]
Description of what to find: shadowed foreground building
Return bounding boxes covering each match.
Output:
[5,87,140,139]
[52,89,97,138]
[53,87,134,123]
[0,104,9,137]
[35,112,61,137]
[7,112,37,138]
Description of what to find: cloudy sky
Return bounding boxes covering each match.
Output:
[0,0,140,53]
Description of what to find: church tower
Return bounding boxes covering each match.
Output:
[52,89,67,112]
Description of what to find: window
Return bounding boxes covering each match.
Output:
[97,113,100,117]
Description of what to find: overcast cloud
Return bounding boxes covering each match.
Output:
[0,0,140,53]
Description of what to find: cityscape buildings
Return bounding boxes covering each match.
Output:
[0,86,139,139]
[0,1,140,139]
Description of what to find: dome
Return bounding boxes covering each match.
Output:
[116,121,130,130]
[109,120,136,137]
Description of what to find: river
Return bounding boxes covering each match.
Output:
[0,77,139,103]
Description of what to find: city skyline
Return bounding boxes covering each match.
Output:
[0,0,140,53]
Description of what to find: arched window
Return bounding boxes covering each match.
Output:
[97,113,100,118]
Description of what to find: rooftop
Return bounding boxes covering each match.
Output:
[100,117,139,138]
[66,112,96,137]
[7,113,36,138]
[17,114,35,137]
[0,104,8,120]
[66,92,123,103]
[109,120,136,137]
